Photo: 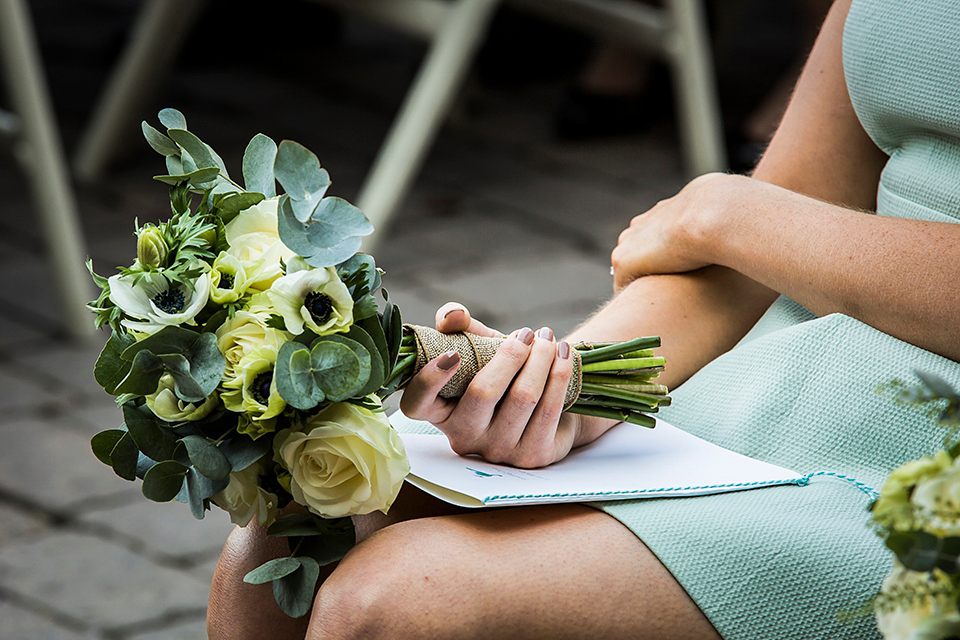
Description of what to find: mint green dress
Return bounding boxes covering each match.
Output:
[395,1,960,637]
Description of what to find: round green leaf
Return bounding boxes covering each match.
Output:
[91,429,126,467]
[244,557,302,585]
[142,460,188,502]
[275,341,325,410]
[273,558,320,619]
[181,435,231,480]
[123,403,177,461]
[310,340,364,402]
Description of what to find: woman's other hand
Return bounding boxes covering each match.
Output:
[399,303,582,469]
[612,172,738,292]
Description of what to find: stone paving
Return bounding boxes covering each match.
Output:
[0,2,691,638]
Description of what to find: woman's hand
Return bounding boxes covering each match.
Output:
[399,303,583,469]
[612,172,738,292]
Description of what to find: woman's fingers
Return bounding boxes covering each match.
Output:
[513,340,576,467]
[441,328,536,453]
[479,328,558,461]
[435,302,504,338]
[398,350,461,424]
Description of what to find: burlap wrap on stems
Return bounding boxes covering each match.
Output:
[406,324,583,410]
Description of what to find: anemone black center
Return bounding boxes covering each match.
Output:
[218,273,235,289]
[251,371,273,405]
[304,291,334,324]
[152,289,185,314]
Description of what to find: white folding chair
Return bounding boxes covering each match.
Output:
[0,0,94,340]
[73,0,725,251]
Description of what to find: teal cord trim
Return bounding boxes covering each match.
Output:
[485,477,805,504]
[799,471,879,500]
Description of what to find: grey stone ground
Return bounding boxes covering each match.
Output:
[0,2,699,638]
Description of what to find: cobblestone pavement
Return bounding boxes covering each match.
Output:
[0,2,687,638]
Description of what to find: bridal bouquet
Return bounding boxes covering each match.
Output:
[86,109,671,618]
[871,373,960,640]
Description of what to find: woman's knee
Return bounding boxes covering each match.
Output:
[307,517,482,640]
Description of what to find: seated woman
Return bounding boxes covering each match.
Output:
[207,0,960,638]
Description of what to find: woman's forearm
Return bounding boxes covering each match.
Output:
[694,179,960,361]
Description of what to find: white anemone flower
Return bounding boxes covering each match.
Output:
[267,267,353,336]
[108,271,212,335]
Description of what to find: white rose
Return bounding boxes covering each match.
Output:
[266,266,354,336]
[913,459,960,535]
[876,566,958,640]
[274,400,409,518]
[224,197,294,291]
[145,373,217,422]
[215,293,287,383]
[108,269,211,335]
[211,462,280,527]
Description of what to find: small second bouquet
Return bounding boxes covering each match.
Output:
[87,109,671,617]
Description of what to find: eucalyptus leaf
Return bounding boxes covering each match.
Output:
[99,430,139,481]
[304,198,373,249]
[91,429,127,467]
[123,402,177,461]
[219,192,265,218]
[161,354,207,403]
[181,435,231,480]
[153,166,220,186]
[113,349,165,396]
[352,295,378,321]
[168,129,221,172]
[300,235,364,269]
[320,334,373,398]
[277,196,320,257]
[275,341,326,410]
[165,155,183,176]
[244,557,302,585]
[266,513,327,537]
[158,108,187,131]
[384,297,402,371]
[243,133,278,198]
[184,467,207,519]
[310,340,364,402]
[94,331,137,394]
[273,558,320,619]
[915,371,960,401]
[142,122,180,156]
[274,140,330,223]
[219,433,272,472]
[291,518,355,567]
[142,460,188,501]
[337,253,379,298]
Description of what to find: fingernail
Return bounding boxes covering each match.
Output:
[444,307,466,320]
[537,327,554,341]
[558,342,570,359]
[437,350,460,371]
[517,327,535,345]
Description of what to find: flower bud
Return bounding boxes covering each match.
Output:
[137,226,169,268]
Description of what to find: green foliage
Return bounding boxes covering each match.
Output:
[91,429,139,481]
[123,402,177,461]
[244,557,302,584]
[120,327,225,403]
[273,140,330,222]
[887,531,960,573]
[142,460,188,502]
[218,433,272,472]
[94,331,137,393]
[275,336,374,409]
[243,133,278,198]
[180,434,231,480]
[267,513,328,537]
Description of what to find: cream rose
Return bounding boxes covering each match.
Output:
[211,462,280,527]
[912,459,960,535]
[220,343,287,437]
[145,373,217,422]
[224,197,295,291]
[216,294,287,383]
[273,400,409,518]
[876,566,958,640]
[874,452,954,531]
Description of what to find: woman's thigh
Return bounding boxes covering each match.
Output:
[309,502,722,640]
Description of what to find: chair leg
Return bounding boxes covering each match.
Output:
[664,0,726,177]
[73,0,207,182]
[356,0,502,252]
[0,0,95,340]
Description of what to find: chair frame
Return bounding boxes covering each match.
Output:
[73,0,725,251]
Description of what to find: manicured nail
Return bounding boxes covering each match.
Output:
[437,350,460,371]
[517,327,535,345]
[537,327,554,341]
[558,341,570,359]
[444,307,466,320]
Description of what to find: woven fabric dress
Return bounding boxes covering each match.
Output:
[392,1,960,636]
